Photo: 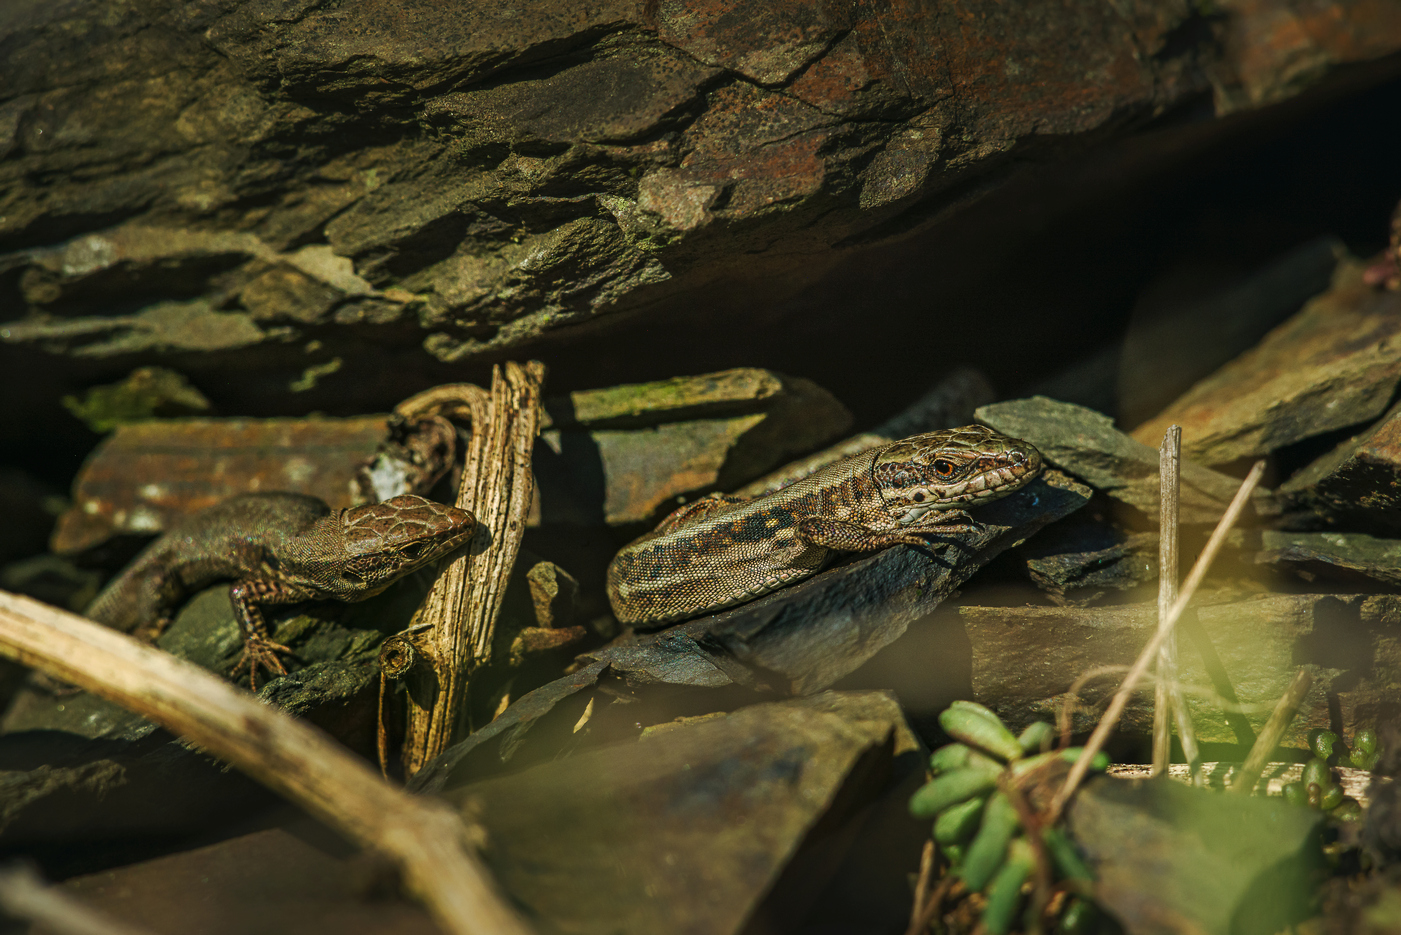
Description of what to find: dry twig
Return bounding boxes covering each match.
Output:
[1230,669,1314,794]
[395,362,546,777]
[1151,426,1201,782]
[1048,460,1265,823]
[0,590,533,935]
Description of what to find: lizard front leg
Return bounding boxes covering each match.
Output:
[229,579,309,690]
[796,509,981,553]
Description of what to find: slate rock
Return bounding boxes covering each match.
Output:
[1117,235,1345,428]
[1132,259,1401,465]
[579,469,1090,695]
[60,366,212,434]
[443,691,922,935]
[58,824,438,935]
[976,395,1270,524]
[2,0,1397,428]
[1067,773,1324,935]
[532,369,852,526]
[1280,400,1401,534]
[962,592,1401,747]
[1019,522,1158,604]
[1255,530,1401,589]
[51,415,390,554]
[0,731,275,867]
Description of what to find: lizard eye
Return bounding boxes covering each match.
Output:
[933,459,956,477]
[341,569,365,584]
[400,541,432,561]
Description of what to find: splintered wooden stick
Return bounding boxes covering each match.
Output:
[1048,460,1265,823]
[400,362,546,777]
[1151,425,1201,781]
[0,590,534,935]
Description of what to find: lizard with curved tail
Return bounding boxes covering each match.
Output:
[86,493,475,688]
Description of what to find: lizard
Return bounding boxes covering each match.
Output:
[606,424,1042,626]
[85,492,475,688]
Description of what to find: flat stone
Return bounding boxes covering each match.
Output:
[59,825,438,934]
[1255,530,1401,589]
[976,396,1268,524]
[1131,259,1401,465]
[533,370,852,526]
[1067,774,1323,935]
[961,592,1401,748]
[1019,523,1158,603]
[443,692,920,935]
[51,416,389,554]
[1280,400,1401,533]
[579,469,1091,695]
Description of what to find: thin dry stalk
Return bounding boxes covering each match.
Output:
[0,862,151,935]
[1047,460,1265,823]
[1151,426,1201,782]
[904,872,960,935]
[1230,669,1314,794]
[909,839,935,928]
[400,362,546,777]
[0,590,533,935]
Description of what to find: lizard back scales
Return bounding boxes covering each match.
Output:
[606,424,1043,626]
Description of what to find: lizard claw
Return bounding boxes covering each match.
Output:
[232,637,295,691]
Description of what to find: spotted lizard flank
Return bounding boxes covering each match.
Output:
[607,425,1043,626]
[85,493,475,688]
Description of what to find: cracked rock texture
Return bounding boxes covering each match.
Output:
[2,0,1400,425]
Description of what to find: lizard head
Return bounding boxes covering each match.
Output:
[871,425,1043,525]
[329,495,476,596]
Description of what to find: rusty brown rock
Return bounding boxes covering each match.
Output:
[1132,260,1401,465]
[51,416,388,554]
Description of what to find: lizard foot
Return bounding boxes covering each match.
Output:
[232,637,295,691]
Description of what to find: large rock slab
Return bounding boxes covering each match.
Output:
[1131,259,1401,465]
[443,692,921,935]
[962,592,1401,747]
[2,0,1398,421]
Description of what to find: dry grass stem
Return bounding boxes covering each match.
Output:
[0,590,533,935]
[400,362,546,777]
[0,862,151,935]
[908,839,935,929]
[904,872,959,935]
[1230,669,1314,794]
[1048,460,1265,823]
[1151,426,1201,782]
